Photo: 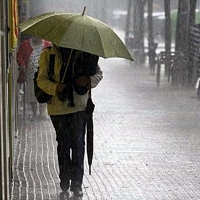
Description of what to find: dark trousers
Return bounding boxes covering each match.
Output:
[50,111,86,189]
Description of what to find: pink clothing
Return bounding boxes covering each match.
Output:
[17,39,51,83]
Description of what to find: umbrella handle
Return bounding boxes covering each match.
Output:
[61,49,73,83]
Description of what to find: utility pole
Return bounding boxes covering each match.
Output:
[133,0,146,65]
[148,0,157,74]
[125,0,132,47]
[148,0,153,47]
[164,0,171,78]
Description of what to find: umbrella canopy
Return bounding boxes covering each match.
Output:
[18,8,133,61]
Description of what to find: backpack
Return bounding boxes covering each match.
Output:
[33,54,55,103]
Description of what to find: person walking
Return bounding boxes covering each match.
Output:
[17,36,51,120]
[37,45,103,197]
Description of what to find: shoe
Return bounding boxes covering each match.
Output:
[60,181,69,192]
[71,187,83,197]
[59,190,73,199]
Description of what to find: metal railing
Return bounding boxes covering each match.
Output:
[156,51,183,88]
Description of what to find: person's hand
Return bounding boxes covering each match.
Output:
[76,76,90,87]
[56,83,65,93]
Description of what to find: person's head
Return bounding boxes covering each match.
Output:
[31,37,42,45]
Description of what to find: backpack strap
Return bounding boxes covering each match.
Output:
[48,54,55,81]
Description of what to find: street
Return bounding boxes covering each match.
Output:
[12,58,200,200]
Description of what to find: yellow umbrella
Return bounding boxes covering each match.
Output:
[19,7,133,61]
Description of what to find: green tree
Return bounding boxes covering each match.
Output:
[171,9,200,40]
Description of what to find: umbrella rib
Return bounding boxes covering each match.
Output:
[93,25,106,58]
[89,16,132,59]
[40,18,72,43]
[90,17,123,58]
[88,17,119,58]
[107,29,132,59]
[106,30,123,58]
[82,16,86,51]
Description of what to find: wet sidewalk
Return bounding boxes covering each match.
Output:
[12,58,200,200]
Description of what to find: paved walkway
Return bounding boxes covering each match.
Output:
[12,58,200,200]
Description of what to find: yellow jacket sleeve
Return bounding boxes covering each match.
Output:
[37,49,58,96]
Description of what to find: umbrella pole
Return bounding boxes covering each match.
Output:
[61,49,73,83]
